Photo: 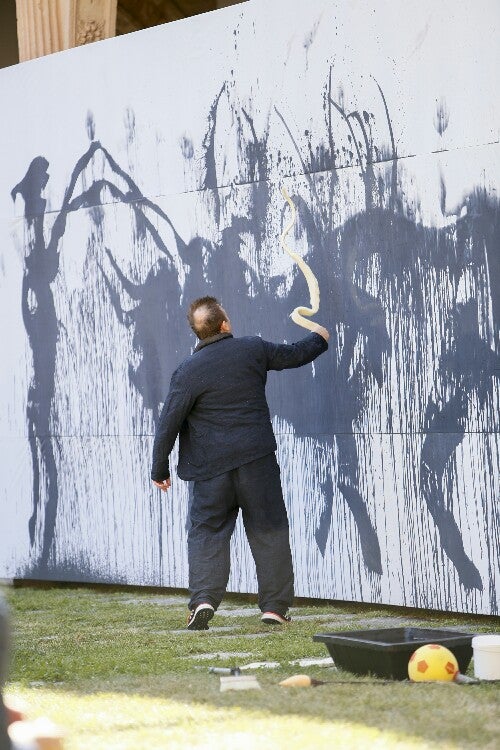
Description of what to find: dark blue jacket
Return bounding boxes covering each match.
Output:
[151,331,328,481]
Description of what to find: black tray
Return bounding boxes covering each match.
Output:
[313,627,474,680]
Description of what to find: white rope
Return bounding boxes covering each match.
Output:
[280,186,321,331]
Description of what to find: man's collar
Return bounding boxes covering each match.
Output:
[194,332,233,352]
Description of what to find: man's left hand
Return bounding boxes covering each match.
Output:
[153,478,171,492]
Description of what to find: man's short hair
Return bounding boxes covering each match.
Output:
[187,296,228,339]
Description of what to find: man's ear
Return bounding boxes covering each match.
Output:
[220,319,231,333]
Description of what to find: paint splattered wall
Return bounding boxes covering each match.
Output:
[0,0,498,614]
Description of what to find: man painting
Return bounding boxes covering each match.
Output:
[151,296,329,629]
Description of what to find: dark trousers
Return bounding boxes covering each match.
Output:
[187,452,294,615]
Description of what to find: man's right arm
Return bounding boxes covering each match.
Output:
[150,370,194,485]
[263,325,329,371]
[309,324,329,342]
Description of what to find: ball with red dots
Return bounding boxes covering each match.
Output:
[408,643,459,681]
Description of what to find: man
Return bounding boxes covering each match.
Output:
[151,296,329,629]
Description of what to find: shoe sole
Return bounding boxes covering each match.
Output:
[261,613,290,625]
[187,607,214,630]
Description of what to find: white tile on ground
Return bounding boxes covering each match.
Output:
[216,633,271,639]
[313,623,356,631]
[208,626,238,633]
[352,617,408,628]
[216,608,258,617]
[187,652,252,660]
[240,661,281,670]
[289,656,334,667]
[121,597,185,606]
[291,614,353,621]
[169,626,238,635]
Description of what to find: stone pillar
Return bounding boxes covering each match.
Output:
[16,0,117,63]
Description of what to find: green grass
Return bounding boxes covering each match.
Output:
[2,585,499,749]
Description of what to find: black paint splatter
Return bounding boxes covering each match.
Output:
[14,73,500,610]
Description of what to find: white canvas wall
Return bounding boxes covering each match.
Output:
[0,0,498,613]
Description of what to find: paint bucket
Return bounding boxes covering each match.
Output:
[472,635,500,680]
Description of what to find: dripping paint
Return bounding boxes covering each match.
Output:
[0,0,498,613]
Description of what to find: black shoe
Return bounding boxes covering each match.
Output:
[187,603,215,630]
[261,611,291,624]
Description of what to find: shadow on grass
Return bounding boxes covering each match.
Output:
[10,670,500,750]
[4,585,500,749]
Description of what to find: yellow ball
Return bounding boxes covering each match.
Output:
[408,644,459,681]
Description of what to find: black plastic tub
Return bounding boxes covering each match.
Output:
[313,627,474,680]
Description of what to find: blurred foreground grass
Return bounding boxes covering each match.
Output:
[2,585,499,749]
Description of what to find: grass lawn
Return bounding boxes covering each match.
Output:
[2,585,499,749]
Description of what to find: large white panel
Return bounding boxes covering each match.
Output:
[0,0,498,614]
[1,0,498,219]
[275,430,499,614]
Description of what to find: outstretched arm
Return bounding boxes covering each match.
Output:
[263,326,329,371]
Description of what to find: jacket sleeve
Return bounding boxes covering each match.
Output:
[150,369,195,482]
[262,331,328,371]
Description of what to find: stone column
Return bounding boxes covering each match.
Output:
[16,0,117,63]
